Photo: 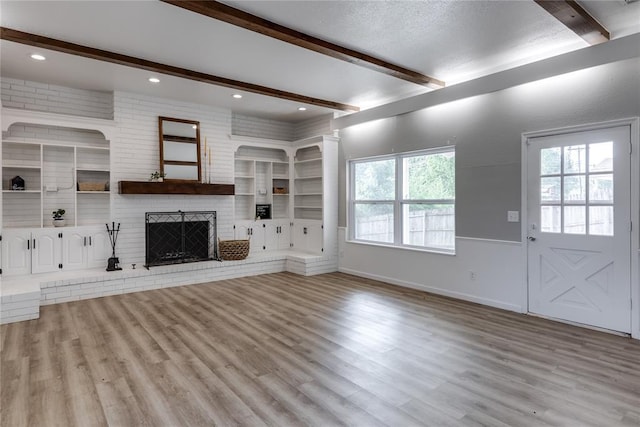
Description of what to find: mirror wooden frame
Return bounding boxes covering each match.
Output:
[158,116,201,182]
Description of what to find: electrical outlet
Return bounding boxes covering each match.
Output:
[507,211,519,222]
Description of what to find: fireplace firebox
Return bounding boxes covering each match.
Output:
[145,211,218,268]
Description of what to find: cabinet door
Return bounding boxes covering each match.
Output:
[263,222,279,251]
[275,221,291,250]
[31,229,61,274]
[307,223,324,254]
[292,222,323,254]
[87,228,111,268]
[234,222,261,254]
[280,223,292,250]
[1,230,31,276]
[62,230,86,271]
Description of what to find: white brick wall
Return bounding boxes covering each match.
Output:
[112,91,235,266]
[1,78,113,120]
[292,114,334,140]
[232,113,294,141]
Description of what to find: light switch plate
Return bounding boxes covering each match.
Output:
[507,211,519,222]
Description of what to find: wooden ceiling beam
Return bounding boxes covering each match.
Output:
[534,0,610,45]
[0,27,359,112]
[160,0,445,89]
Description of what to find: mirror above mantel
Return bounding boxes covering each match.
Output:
[159,116,201,182]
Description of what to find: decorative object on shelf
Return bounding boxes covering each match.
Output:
[106,221,122,271]
[78,181,108,191]
[256,204,272,220]
[273,186,288,194]
[218,239,250,260]
[149,171,166,182]
[11,176,25,190]
[52,209,66,227]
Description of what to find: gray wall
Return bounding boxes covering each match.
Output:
[338,58,640,241]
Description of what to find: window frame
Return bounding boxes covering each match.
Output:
[348,146,455,254]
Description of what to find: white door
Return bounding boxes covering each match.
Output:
[1,230,31,276]
[31,229,61,274]
[527,126,631,333]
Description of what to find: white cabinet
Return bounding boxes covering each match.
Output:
[233,144,290,221]
[292,137,338,255]
[1,109,112,230]
[1,228,61,276]
[265,220,291,251]
[62,226,110,271]
[1,226,109,276]
[292,220,324,254]
[230,134,337,257]
[234,220,291,253]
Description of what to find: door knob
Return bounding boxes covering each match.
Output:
[527,236,536,241]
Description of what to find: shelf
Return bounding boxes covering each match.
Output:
[272,175,289,179]
[3,190,41,193]
[234,176,255,179]
[76,168,110,172]
[273,193,290,196]
[119,181,235,195]
[294,175,322,180]
[77,191,110,194]
[235,193,255,196]
[294,158,322,164]
[294,206,322,210]
[2,164,41,169]
[295,193,322,196]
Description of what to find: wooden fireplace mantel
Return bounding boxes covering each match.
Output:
[118,181,235,195]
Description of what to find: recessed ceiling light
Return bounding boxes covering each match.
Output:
[232,94,243,99]
[192,125,197,129]
[148,77,160,83]
[298,107,307,111]
[30,54,46,61]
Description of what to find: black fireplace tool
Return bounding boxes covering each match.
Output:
[106,222,122,271]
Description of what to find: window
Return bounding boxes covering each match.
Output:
[349,147,455,252]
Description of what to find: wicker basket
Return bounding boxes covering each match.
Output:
[78,182,107,191]
[218,239,250,260]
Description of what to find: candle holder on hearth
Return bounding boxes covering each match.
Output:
[106,222,122,271]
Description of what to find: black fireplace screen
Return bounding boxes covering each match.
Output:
[145,211,218,268]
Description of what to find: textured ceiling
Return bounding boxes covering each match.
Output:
[1,0,639,122]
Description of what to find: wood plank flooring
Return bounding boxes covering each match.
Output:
[2,272,639,426]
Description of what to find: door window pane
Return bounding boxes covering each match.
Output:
[541,205,561,233]
[402,203,454,250]
[589,206,614,236]
[589,142,613,172]
[354,159,395,200]
[564,206,586,234]
[564,145,586,173]
[563,175,586,202]
[540,147,561,175]
[541,177,561,202]
[354,203,394,243]
[589,174,613,202]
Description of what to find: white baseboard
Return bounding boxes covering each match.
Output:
[338,266,523,313]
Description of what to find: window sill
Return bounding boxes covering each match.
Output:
[345,239,456,256]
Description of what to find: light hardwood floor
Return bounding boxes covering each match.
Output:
[2,272,639,426]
